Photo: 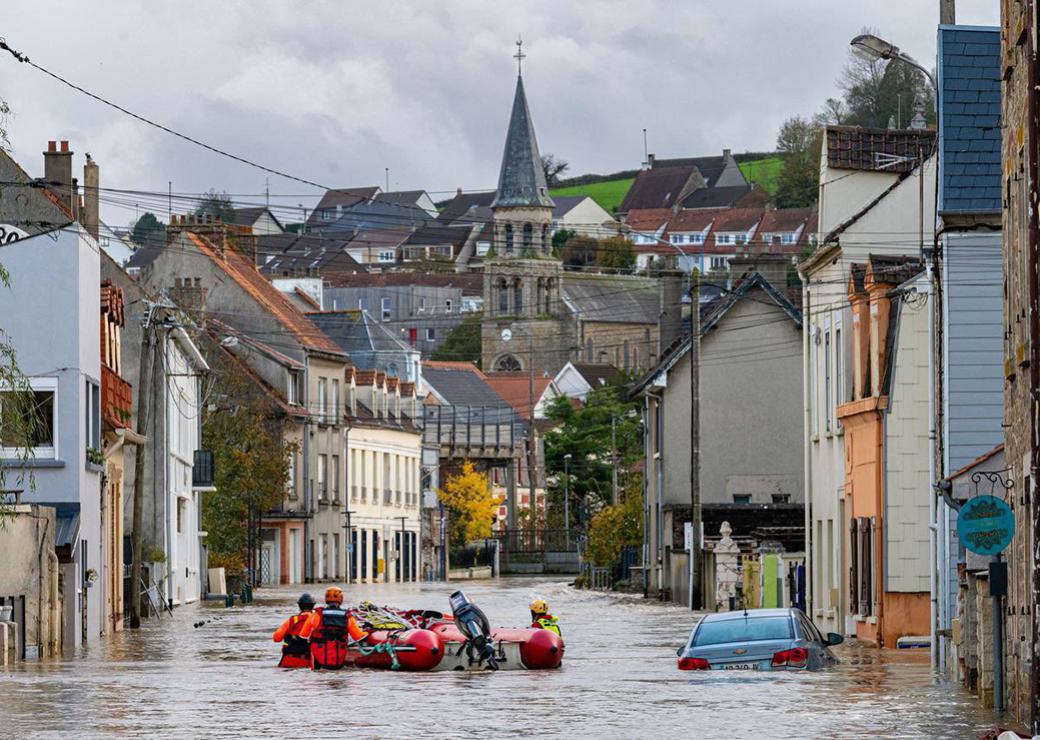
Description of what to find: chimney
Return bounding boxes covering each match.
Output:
[83,154,99,240]
[456,187,463,196]
[940,0,955,25]
[647,153,655,169]
[723,148,732,159]
[44,140,74,214]
[658,269,685,350]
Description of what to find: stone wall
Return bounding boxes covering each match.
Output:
[0,505,62,659]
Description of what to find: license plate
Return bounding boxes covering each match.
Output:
[721,663,759,670]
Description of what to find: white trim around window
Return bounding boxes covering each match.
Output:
[0,376,59,459]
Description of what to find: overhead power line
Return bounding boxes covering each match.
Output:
[0,37,330,191]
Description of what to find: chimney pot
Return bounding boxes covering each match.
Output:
[48,140,57,152]
[60,140,69,153]
[723,148,731,158]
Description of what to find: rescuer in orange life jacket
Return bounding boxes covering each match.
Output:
[272,593,316,668]
[529,598,561,636]
[299,586,368,670]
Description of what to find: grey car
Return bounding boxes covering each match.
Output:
[677,608,843,672]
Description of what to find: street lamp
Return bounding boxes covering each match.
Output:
[563,453,572,548]
[850,33,937,92]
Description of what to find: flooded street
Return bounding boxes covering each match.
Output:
[0,577,1015,738]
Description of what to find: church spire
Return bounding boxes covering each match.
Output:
[492,47,554,209]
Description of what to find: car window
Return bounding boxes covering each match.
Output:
[796,613,823,643]
[693,616,794,646]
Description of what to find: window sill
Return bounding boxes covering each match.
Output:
[86,462,104,474]
[318,497,330,506]
[1,458,65,469]
[811,434,820,443]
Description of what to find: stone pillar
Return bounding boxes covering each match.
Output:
[714,522,740,611]
[976,576,994,706]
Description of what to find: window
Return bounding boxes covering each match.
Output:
[513,279,523,314]
[693,616,793,647]
[782,234,795,244]
[318,378,328,423]
[381,297,392,320]
[418,297,426,313]
[318,454,328,499]
[735,234,747,245]
[732,494,752,504]
[426,328,436,341]
[710,256,728,270]
[358,297,368,311]
[332,454,340,500]
[86,379,100,453]
[378,250,395,263]
[522,223,533,250]
[320,534,329,579]
[835,325,844,411]
[810,325,818,436]
[716,234,732,245]
[333,533,341,579]
[690,234,704,244]
[497,354,522,372]
[287,452,297,498]
[771,493,791,504]
[824,329,831,433]
[0,378,58,457]
[670,234,683,244]
[176,498,186,534]
[445,299,453,313]
[322,209,335,221]
[504,224,514,252]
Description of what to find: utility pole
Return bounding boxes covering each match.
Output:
[690,270,702,610]
[939,0,955,25]
[563,453,571,548]
[610,415,618,506]
[129,302,156,628]
[1027,2,1040,730]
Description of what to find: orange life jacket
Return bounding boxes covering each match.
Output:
[282,613,311,655]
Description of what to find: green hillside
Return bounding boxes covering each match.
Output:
[739,157,783,195]
[550,177,634,215]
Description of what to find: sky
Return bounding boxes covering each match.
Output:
[0,1,1000,226]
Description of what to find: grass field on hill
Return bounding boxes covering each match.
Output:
[550,177,634,215]
[738,157,783,194]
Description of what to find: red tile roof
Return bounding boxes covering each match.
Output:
[624,208,673,231]
[710,207,764,233]
[757,207,812,234]
[664,208,725,234]
[188,232,344,356]
[483,373,554,419]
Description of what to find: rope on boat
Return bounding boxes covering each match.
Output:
[350,633,410,670]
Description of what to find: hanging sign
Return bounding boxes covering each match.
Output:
[957,495,1015,556]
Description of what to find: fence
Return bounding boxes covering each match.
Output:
[423,405,523,454]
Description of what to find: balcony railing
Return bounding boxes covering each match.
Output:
[192,450,215,489]
[101,365,133,430]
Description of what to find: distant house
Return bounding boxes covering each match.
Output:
[375,190,438,217]
[618,150,750,215]
[754,207,813,249]
[308,309,421,382]
[257,232,365,279]
[229,206,285,235]
[306,186,380,230]
[552,362,623,403]
[483,373,562,420]
[550,195,615,238]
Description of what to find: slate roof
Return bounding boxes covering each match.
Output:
[619,166,697,212]
[680,184,752,209]
[404,223,471,247]
[551,195,591,218]
[571,363,623,388]
[561,273,659,324]
[492,76,554,209]
[375,190,428,207]
[322,200,432,234]
[257,233,364,277]
[307,310,411,354]
[323,270,483,292]
[307,186,379,227]
[937,25,1001,215]
[825,125,937,173]
[421,361,511,407]
[229,206,283,231]
[187,232,344,355]
[436,191,496,226]
[652,155,732,187]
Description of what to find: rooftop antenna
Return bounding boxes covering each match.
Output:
[385,167,389,192]
[642,128,649,169]
[514,35,526,76]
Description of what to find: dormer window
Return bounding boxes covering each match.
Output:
[287,371,301,405]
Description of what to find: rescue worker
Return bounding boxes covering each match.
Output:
[272,593,315,668]
[299,586,368,670]
[529,598,561,636]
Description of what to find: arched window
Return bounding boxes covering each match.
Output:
[498,278,509,314]
[496,354,522,372]
[504,224,514,253]
[522,223,533,251]
[541,224,550,253]
[536,278,545,314]
[586,338,594,362]
[544,277,554,314]
[513,278,523,314]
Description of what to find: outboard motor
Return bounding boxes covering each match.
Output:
[450,590,498,670]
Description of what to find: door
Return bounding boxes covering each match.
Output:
[350,530,358,582]
[289,528,301,584]
[361,530,369,583]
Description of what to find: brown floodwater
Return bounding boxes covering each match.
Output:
[0,577,1017,738]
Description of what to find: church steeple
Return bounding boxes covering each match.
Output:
[491,54,554,210]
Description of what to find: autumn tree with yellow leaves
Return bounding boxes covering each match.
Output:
[437,462,502,549]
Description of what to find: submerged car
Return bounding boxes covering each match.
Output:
[677,608,843,672]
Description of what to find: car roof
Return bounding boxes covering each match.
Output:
[698,608,797,623]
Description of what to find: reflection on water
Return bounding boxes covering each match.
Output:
[0,578,1014,738]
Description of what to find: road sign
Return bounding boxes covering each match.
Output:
[957,495,1015,556]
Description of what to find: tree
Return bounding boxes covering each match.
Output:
[437,462,502,549]
[561,234,598,267]
[430,312,482,366]
[596,236,636,271]
[541,154,569,187]
[195,188,235,222]
[131,212,166,249]
[586,485,644,567]
[837,28,935,129]
[552,228,576,254]
[201,351,296,575]
[774,116,823,209]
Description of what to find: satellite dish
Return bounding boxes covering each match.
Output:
[501,328,513,342]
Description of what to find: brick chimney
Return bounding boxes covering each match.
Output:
[44,140,74,214]
[658,269,686,350]
[82,154,99,240]
[647,153,656,169]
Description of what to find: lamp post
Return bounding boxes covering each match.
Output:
[850,31,941,668]
[563,453,572,548]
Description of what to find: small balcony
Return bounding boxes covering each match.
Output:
[101,365,133,430]
[192,450,215,489]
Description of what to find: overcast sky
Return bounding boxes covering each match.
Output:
[1,1,999,226]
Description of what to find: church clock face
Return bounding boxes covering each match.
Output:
[500,328,513,343]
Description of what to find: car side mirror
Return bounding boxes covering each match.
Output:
[826,632,844,646]
[676,647,683,657]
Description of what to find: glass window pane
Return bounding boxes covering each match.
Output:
[693,616,793,646]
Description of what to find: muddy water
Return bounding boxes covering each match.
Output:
[0,578,1015,738]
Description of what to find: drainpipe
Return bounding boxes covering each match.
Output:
[642,398,650,599]
[302,373,312,583]
[798,267,813,621]
[925,257,938,669]
[1028,4,1040,731]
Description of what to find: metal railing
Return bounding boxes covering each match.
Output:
[493,528,577,554]
[422,404,523,453]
